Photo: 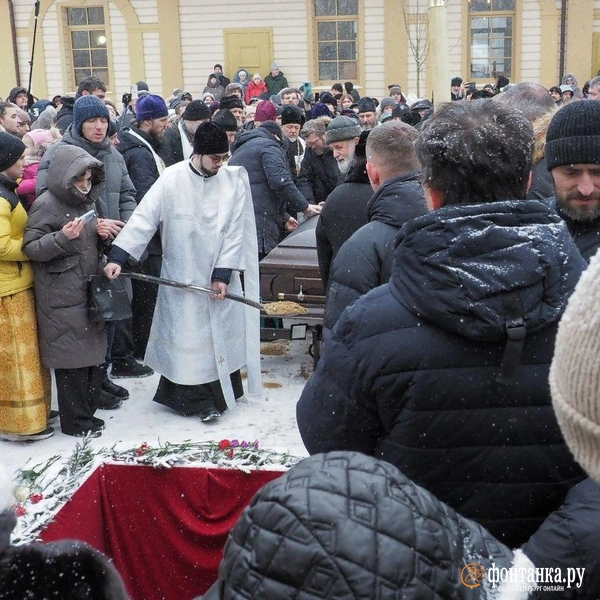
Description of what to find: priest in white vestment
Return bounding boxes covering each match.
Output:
[104,122,261,421]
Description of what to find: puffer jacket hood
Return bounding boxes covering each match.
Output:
[366,171,427,227]
[46,145,104,207]
[392,199,586,342]
[202,452,513,599]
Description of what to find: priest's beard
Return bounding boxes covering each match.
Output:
[337,151,355,175]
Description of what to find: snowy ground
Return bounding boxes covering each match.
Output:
[1,339,312,481]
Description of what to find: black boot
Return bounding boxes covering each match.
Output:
[96,390,123,410]
[111,357,154,379]
[101,363,130,399]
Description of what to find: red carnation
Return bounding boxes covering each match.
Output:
[14,504,26,517]
[135,442,149,456]
[29,493,44,504]
[219,439,231,450]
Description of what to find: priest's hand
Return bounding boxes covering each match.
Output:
[211,281,227,300]
[104,262,122,279]
[304,204,322,218]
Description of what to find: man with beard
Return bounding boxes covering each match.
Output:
[546,100,600,261]
[219,95,245,130]
[115,94,169,382]
[159,100,212,166]
[280,105,305,178]
[357,97,379,131]
[298,116,342,204]
[316,118,373,290]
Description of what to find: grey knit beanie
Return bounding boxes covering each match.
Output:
[550,250,600,483]
[325,115,361,144]
[545,100,600,170]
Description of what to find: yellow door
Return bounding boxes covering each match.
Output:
[224,29,273,80]
[593,33,600,79]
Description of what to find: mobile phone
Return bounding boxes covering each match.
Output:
[77,209,96,224]
[130,84,138,101]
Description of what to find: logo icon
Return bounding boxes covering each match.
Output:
[461,563,486,588]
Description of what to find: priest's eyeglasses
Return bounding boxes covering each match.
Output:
[208,154,230,164]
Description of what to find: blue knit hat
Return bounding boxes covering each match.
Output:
[136,94,168,122]
[73,96,109,135]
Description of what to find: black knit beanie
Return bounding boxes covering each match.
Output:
[213,109,238,132]
[193,122,229,155]
[182,100,212,122]
[546,101,600,170]
[0,132,26,173]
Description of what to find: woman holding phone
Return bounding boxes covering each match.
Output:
[0,132,53,442]
[23,145,118,438]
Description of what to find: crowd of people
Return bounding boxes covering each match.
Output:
[1,61,600,597]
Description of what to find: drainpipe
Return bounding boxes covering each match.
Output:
[8,0,21,86]
[559,0,567,82]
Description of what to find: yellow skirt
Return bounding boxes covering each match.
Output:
[0,288,51,435]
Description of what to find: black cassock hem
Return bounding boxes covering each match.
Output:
[152,370,244,415]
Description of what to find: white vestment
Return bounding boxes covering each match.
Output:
[113,161,261,408]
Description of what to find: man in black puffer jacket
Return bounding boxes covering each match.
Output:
[323,121,428,331]
[297,100,586,548]
[229,123,321,257]
[200,452,515,599]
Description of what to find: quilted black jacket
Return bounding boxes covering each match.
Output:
[298,200,587,547]
[201,452,514,599]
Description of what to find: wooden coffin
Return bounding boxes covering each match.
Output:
[259,216,325,325]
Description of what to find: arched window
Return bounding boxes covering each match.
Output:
[469,0,516,80]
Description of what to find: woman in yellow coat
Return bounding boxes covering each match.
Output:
[0,132,52,441]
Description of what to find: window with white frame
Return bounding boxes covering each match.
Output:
[64,6,110,89]
[314,0,358,83]
[468,0,515,80]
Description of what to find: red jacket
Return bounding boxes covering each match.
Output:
[245,80,268,104]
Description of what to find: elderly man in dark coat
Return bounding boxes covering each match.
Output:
[315,120,372,290]
[297,100,586,548]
